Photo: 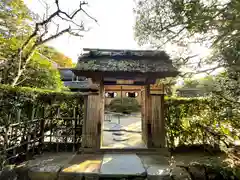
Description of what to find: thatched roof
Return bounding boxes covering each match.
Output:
[75,49,179,76]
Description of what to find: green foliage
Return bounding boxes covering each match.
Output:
[0,85,85,169]
[165,97,240,150]
[0,0,73,87]
[39,46,73,68]
[0,0,32,36]
[135,0,240,103]
[0,84,84,126]
[19,52,64,90]
[135,0,240,50]
[108,97,140,114]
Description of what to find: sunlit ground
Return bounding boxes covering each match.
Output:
[63,160,102,173]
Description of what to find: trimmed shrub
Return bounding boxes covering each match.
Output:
[164,96,239,150]
[108,97,140,114]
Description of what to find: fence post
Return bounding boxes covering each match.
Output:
[13,110,21,155]
[3,126,8,165]
[73,107,76,152]
[31,108,36,155]
[39,107,45,154]
[56,107,60,153]
[26,135,31,160]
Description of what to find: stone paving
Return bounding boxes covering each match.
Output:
[1,151,227,180]
[12,152,169,180]
[102,112,145,149]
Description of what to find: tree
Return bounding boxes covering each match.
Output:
[156,77,178,95]
[178,75,215,95]
[134,0,240,71]
[134,0,240,103]
[39,46,73,67]
[182,79,199,89]
[16,52,64,89]
[0,0,32,37]
[0,0,96,86]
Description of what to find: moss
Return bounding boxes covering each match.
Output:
[76,59,178,73]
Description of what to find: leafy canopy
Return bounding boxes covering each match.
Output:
[134,0,240,104]
[0,0,73,89]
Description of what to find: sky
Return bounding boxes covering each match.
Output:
[24,0,216,80]
[24,0,143,61]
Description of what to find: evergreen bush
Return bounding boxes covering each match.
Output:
[108,97,140,114]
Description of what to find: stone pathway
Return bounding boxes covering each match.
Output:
[4,151,228,180]
[13,152,170,180]
[102,112,145,149]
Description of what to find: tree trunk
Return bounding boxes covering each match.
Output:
[11,50,35,86]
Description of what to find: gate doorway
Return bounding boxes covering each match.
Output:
[102,111,144,149]
[73,48,179,151]
[102,85,144,149]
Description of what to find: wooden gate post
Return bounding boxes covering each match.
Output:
[151,94,165,148]
[84,95,100,150]
[144,84,153,148]
[81,95,88,149]
[98,79,105,149]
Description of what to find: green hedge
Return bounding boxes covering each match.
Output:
[108,97,140,114]
[0,84,85,126]
[164,96,238,150]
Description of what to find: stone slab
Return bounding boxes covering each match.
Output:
[113,135,129,141]
[110,124,125,131]
[26,152,75,167]
[62,154,103,173]
[28,164,62,180]
[139,155,170,180]
[100,153,146,177]
[112,131,126,136]
[25,152,74,180]
[59,154,103,180]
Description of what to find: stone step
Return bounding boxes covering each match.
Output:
[98,148,170,156]
[100,153,146,178]
[10,152,171,180]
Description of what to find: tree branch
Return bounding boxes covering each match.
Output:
[39,27,70,45]
[11,0,97,86]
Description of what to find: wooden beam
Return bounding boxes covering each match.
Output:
[145,84,153,148]
[71,70,178,80]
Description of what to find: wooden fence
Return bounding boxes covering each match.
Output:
[0,103,84,169]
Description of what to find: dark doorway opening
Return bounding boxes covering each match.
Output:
[126,92,138,98]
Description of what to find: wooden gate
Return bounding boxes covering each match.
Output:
[141,85,165,148]
[82,95,100,149]
[149,94,165,148]
[82,81,104,150]
[82,84,165,150]
[141,89,147,145]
